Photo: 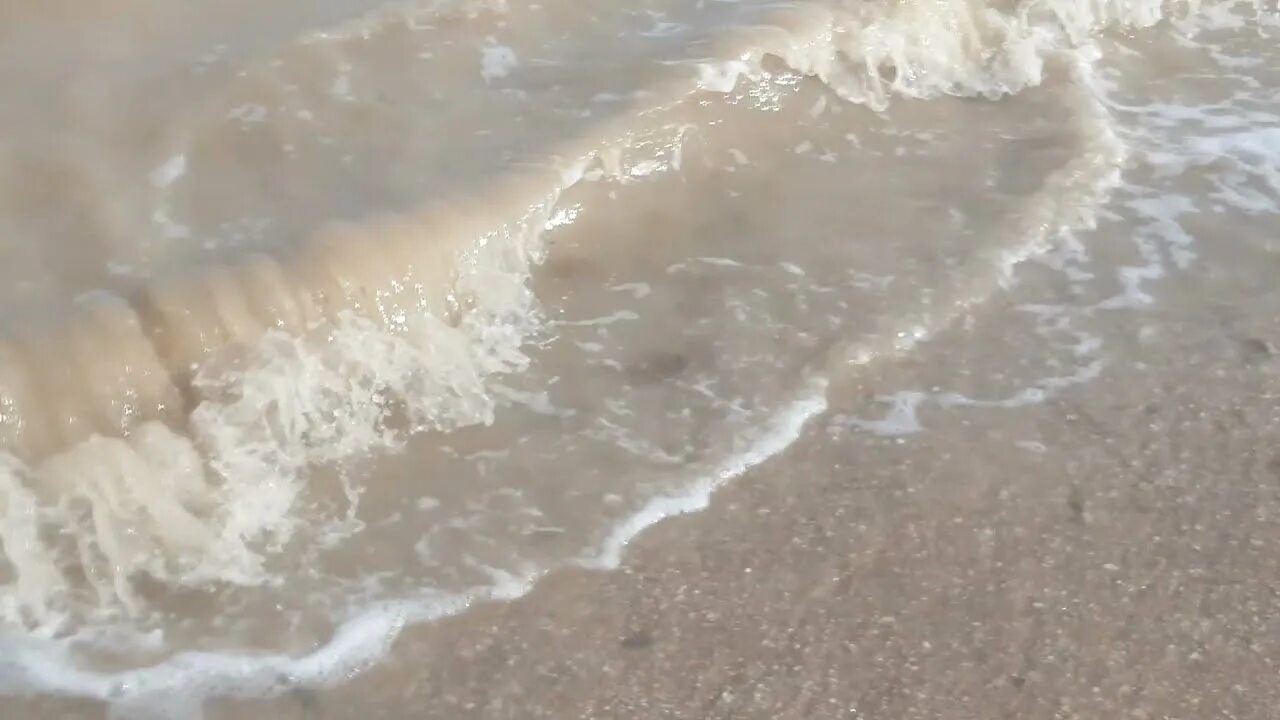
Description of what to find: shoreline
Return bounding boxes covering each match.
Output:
[197,228,1280,719]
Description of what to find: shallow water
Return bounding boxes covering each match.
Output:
[0,0,1277,715]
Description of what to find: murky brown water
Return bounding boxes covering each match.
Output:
[0,1,1277,716]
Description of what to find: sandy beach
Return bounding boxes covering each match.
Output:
[200,204,1280,718]
[1,2,1277,717]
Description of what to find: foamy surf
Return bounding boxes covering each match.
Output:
[0,382,829,718]
[1,0,1275,715]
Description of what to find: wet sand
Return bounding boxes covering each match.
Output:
[14,159,1280,720]
[194,203,1280,718]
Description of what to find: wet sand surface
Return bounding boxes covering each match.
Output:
[195,205,1280,719]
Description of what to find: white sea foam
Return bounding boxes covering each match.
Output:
[480,42,518,83]
[834,391,927,437]
[581,378,829,570]
[691,0,1209,110]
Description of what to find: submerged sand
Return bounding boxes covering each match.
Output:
[2,1,1278,717]
[196,218,1279,720]
[20,254,1280,717]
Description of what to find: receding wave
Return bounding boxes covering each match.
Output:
[0,0,1267,711]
